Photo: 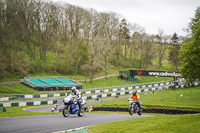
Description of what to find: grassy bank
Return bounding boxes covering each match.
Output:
[87,85,200,133]
[87,113,200,133]
[0,76,173,94]
[89,86,200,111]
[0,106,60,117]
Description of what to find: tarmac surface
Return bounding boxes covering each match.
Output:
[24,96,130,112]
[0,96,153,133]
[0,113,152,133]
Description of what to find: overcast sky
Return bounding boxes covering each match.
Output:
[53,0,199,36]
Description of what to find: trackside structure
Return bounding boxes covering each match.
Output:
[119,70,181,81]
[22,77,82,91]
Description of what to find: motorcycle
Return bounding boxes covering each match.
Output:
[128,100,142,115]
[62,95,85,117]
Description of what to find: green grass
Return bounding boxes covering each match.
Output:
[151,59,172,71]
[88,86,200,133]
[89,86,200,111]
[0,84,72,94]
[87,113,200,133]
[0,106,60,117]
[0,84,38,94]
[0,76,173,94]
[0,73,21,82]
[0,66,133,82]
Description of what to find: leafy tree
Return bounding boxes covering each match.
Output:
[179,7,200,84]
[168,33,181,72]
[119,19,130,58]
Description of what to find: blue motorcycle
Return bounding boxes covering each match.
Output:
[63,95,85,117]
[128,100,142,115]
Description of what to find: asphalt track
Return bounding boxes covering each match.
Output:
[0,113,152,133]
[0,96,153,133]
[24,96,130,112]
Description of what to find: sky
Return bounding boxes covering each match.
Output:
[52,0,200,36]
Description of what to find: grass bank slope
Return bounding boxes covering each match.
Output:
[0,76,173,94]
[88,113,200,133]
[90,86,200,111]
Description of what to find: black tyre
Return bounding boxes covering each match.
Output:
[62,105,70,117]
[138,108,142,116]
[129,108,133,115]
[77,107,84,117]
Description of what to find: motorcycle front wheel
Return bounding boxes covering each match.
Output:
[62,105,70,117]
[128,107,133,115]
[77,107,84,117]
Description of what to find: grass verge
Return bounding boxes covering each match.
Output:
[0,105,60,117]
[87,113,200,133]
[88,86,200,111]
[0,76,173,94]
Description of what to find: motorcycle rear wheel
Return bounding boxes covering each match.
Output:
[63,105,70,117]
[138,108,142,115]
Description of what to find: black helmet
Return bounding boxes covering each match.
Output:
[132,90,137,96]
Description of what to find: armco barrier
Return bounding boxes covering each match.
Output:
[0,92,70,102]
[81,81,173,95]
[82,85,169,100]
[89,107,200,114]
[83,81,200,100]
[0,100,57,107]
[1,79,179,102]
[1,78,196,102]
[0,79,181,102]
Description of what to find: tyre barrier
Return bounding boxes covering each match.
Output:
[85,107,200,114]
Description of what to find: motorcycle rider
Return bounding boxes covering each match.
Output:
[70,86,82,112]
[128,90,141,109]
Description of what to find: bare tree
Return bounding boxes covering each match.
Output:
[156,29,169,70]
[139,33,154,70]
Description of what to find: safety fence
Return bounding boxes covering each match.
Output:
[82,81,200,100]
[1,79,182,102]
[82,85,171,100]
[1,78,195,102]
[1,80,199,107]
[88,107,200,114]
[0,100,57,107]
[0,93,70,102]
[81,81,172,95]
[83,82,189,100]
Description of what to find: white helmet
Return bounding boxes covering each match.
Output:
[71,86,77,94]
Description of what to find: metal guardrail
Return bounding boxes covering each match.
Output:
[83,81,171,91]
[0,79,185,102]
[83,78,184,91]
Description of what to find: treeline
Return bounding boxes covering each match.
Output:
[0,0,182,82]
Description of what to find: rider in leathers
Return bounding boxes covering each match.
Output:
[129,90,141,109]
[71,86,82,112]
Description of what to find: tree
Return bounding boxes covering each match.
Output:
[156,29,168,70]
[168,33,181,72]
[179,7,200,85]
[128,23,144,63]
[119,19,130,58]
[139,33,154,70]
